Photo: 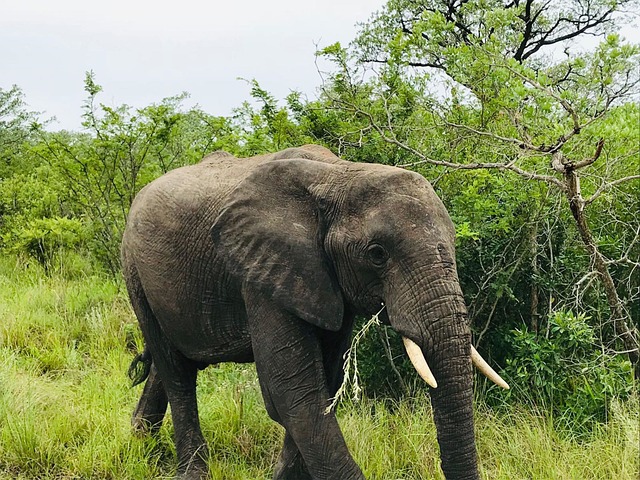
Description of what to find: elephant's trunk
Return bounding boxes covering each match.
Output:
[388,272,480,480]
[427,320,478,480]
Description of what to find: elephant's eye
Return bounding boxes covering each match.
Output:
[367,244,389,267]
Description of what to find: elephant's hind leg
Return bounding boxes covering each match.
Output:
[124,263,209,478]
[124,264,169,434]
[132,364,169,434]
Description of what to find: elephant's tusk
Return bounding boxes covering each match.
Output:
[402,337,438,388]
[471,346,510,389]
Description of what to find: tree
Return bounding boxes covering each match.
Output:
[310,0,640,378]
[356,0,636,66]
[230,79,315,155]
[34,73,242,273]
[0,85,39,177]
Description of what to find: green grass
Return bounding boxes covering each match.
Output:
[0,255,638,479]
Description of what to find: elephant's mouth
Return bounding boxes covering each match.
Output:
[401,336,510,390]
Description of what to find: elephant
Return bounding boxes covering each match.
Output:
[121,144,509,480]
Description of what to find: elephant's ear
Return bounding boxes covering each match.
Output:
[211,158,344,331]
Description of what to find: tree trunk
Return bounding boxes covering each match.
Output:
[529,222,540,334]
[564,168,640,379]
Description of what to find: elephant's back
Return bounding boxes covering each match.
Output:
[128,153,266,225]
[122,144,345,281]
[122,154,271,279]
[129,144,344,224]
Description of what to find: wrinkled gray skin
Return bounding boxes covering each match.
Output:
[122,145,479,480]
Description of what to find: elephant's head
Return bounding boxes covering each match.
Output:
[212,157,508,479]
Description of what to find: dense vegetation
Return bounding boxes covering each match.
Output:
[1,0,638,477]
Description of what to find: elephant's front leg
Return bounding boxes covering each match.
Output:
[247,295,364,480]
[273,433,311,480]
[273,316,357,480]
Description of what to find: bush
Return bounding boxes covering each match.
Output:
[5,216,88,267]
[488,310,635,433]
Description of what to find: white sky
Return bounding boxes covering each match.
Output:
[1,0,386,131]
[2,2,638,132]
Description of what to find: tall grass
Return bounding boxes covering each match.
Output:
[1,255,638,479]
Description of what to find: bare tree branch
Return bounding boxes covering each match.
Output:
[440,119,543,151]
[501,62,581,144]
[585,173,640,204]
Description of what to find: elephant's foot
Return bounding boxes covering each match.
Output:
[175,443,210,480]
[131,365,168,435]
[175,465,209,480]
[273,459,312,480]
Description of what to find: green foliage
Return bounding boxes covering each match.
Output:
[229,80,314,155]
[0,156,89,269]
[489,310,635,433]
[7,217,86,266]
[0,85,39,178]
[3,74,235,271]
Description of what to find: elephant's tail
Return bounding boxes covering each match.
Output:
[128,347,152,387]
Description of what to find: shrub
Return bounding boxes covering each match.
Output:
[6,216,88,267]
[488,310,635,433]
